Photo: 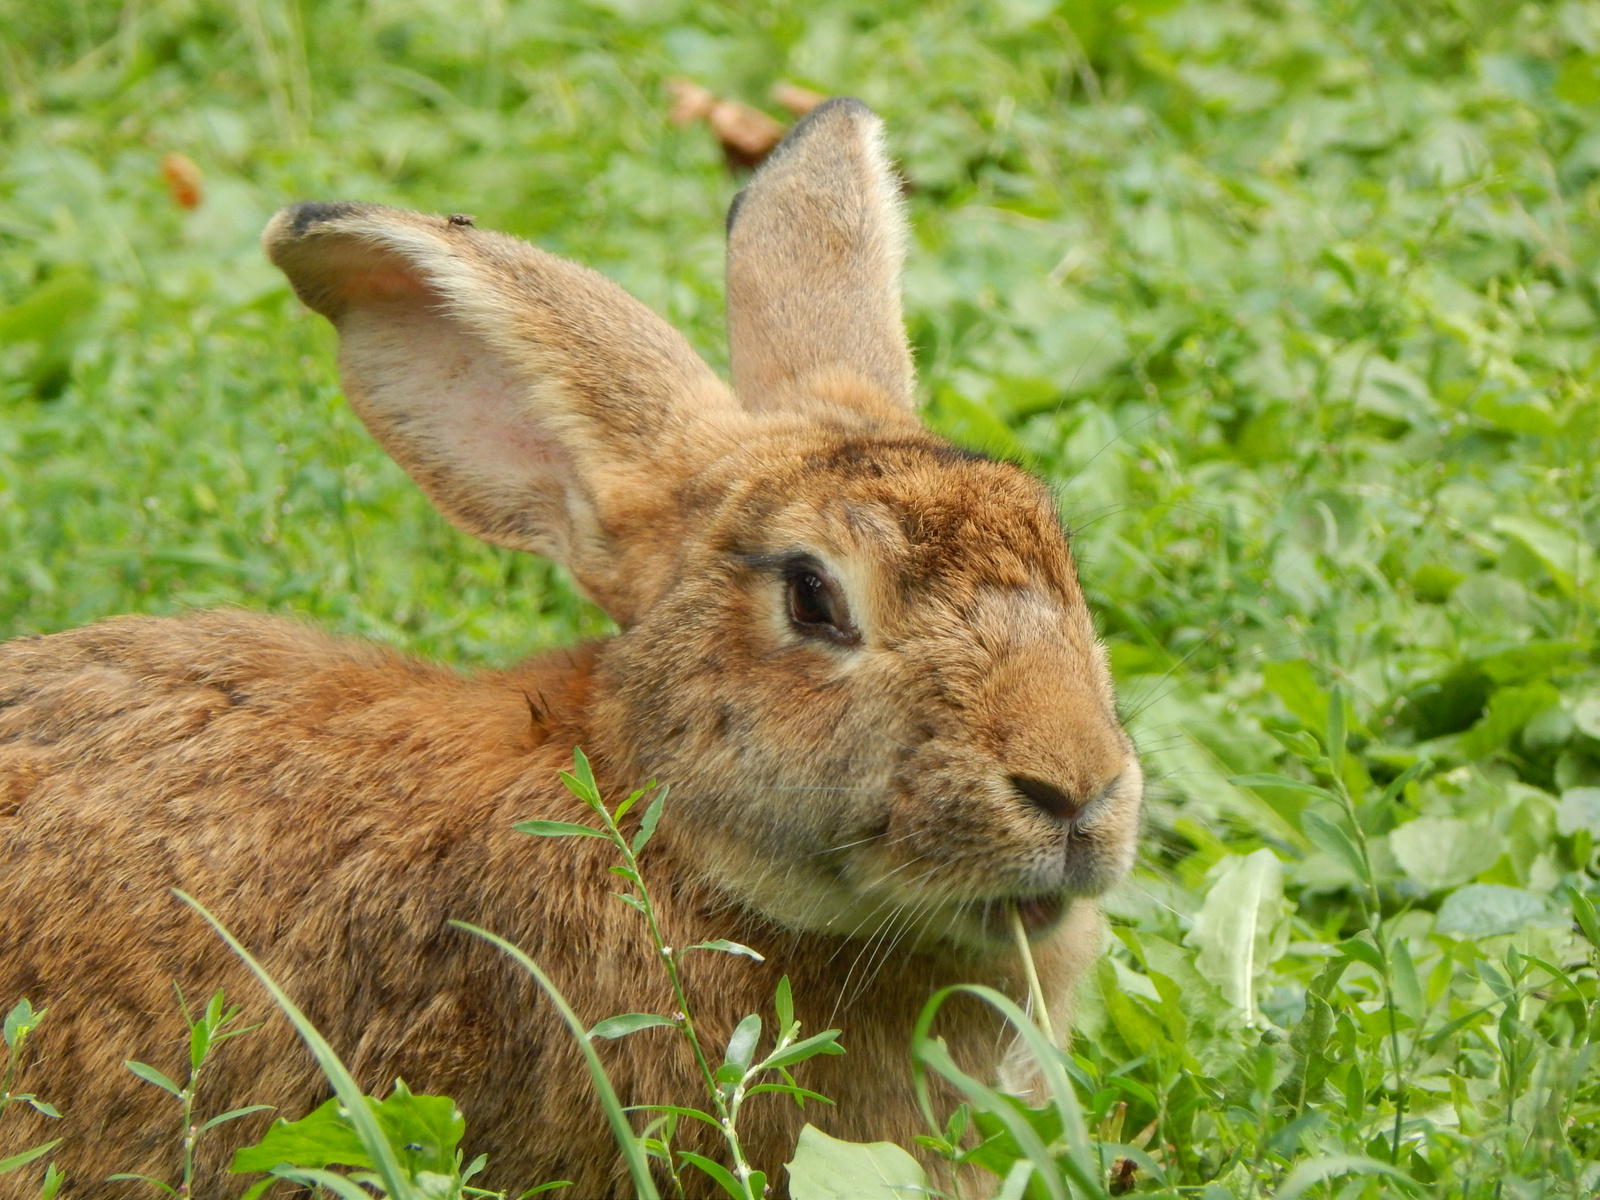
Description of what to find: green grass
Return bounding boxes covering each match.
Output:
[2,0,1598,1195]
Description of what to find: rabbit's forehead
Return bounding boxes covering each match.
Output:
[764,446,1079,598]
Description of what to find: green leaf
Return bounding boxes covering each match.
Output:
[1388,816,1502,891]
[784,1124,931,1200]
[774,975,794,1031]
[1571,887,1600,949]
[681,939,765,962]
[630,789,668,855]
[723,1014,762,1074]
[1557,788,1600,837]
[0,1141,59,1178]
[124,1061,183,1097]
[173,892,415,1200]
[559,747,603,811]
[743,1083,836,1106]
[27,1098,61,1118]
[1435,884,1562,938]
[1263,661,1330,738]
[511,819,608,839]
[1301,810,1369,884]
[1389,937,1423,1024]
[4,999,42,1049]
[1230,774,1337,800]
[1337,936,1385,973]
[232,1083,465,1177]
[760,1030,846,1072]
[587,1013,677,1041]
[677,1151,747,1199]
[452,922,659,1200]
[1274,1154,1422,1199]
[1491,515,1594,599]
[198,1104,276,1134]
[38,1162,64,1200]
[1187,849,1289,1023]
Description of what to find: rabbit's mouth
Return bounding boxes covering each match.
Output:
[968,892,1068,944]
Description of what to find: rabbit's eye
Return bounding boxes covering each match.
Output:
[786,569,856,645]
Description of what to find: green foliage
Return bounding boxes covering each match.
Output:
[510,750,845,1200]
[0,998,62,1193]
[3,0,1599,1195]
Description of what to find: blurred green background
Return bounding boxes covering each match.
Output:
[2,0,1598,1191]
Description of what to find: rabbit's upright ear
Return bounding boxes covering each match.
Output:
[264,203,741,626]
[725,99,916,423]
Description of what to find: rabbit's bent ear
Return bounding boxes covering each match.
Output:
[726,98,916,423]
[264,202,740,626]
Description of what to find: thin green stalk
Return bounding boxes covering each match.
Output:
[1007,902,1058,1046]
[567,762,759,1200]
[1325,687,1406,1164]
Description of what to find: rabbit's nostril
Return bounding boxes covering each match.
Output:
[1010,774,1079,820]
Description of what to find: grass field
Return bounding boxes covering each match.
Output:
[2,0,1598,1196]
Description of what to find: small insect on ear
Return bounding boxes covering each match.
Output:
[264,202,743,627]
[725,98,917,426]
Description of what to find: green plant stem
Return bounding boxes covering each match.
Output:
[1007,902,1058,1046]
[596,801,757,1199]
[1329,771,1406,1164]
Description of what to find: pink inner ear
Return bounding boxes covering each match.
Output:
[341,267,431,305]
[335,299,584,558]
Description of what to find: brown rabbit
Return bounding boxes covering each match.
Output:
[0,99,1141,1198]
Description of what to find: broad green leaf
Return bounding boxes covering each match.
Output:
[1435,884,1561,938]
[1389,816,1502,891]
[723,1014,762,1073]
[1263,660,1330,738]
[1186,850,1290,1025]
[1557,788,1600,836]
[1274,1153,1421,1199]
[1491,515,1594,599]
[784,1124,931,1200]
[234,1083,462,1178]
[4,999,42,1049]
[587,1013,677,1041]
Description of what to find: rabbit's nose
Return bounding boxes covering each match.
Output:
[1010,774,1082,821]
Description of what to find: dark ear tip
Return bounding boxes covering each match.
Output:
[725,97,880,235]
[270,201,371,243]
[772,96,876,158]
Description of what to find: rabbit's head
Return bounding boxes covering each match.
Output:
[265,99,1141,955]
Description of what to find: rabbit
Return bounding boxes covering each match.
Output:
[0,98,1142,1198]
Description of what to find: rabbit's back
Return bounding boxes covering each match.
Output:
[0,611,623,1195]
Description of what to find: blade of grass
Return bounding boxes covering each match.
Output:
[450,921,660,1200]
[172,890,415,1200]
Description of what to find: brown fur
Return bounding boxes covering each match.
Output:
[0,100,1140,1198]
